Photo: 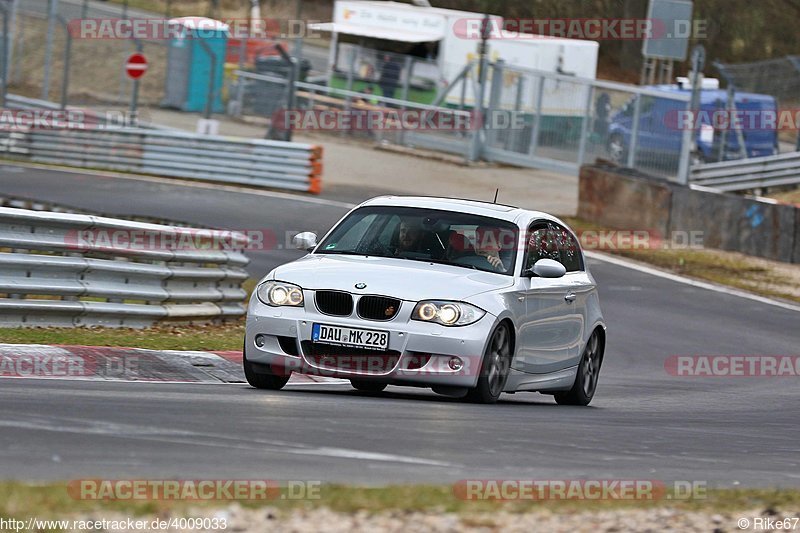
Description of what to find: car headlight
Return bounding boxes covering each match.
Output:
[411,300,485,326]
[256,280,304,307]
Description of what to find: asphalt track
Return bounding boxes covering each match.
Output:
[0,164,798,486]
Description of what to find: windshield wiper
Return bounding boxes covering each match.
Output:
[405,257,479,270]
[316,250,369,256]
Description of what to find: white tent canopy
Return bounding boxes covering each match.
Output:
[308,22,445,43]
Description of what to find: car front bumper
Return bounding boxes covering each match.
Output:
[244,294,496,388]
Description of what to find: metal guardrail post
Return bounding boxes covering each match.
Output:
[627,95,642,168]
[677,46,706,185]
[0,3,8,107]
[576,83,595,167]
[528,76,546,157]
[467,52,489,163]
[57,15,72,111]
[284,57,298,142]
[231,74,245,117]
[718,85,733,162]
[41,0,57,100]
[504,75,524,151]
[677,97,697,184]
[237,35,247,70]
[400,55,413,102]
[345,46,356,94]
[484,60,504,151]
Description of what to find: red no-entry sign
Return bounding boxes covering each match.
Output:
[125,53,148,80]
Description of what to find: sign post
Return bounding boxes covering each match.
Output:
[126,52,148,126]
[641,0,694,85]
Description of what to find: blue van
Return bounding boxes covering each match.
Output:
[607,85,779,165]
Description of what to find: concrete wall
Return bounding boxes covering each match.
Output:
[578,163,800,264]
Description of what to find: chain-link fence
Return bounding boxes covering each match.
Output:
[228,57,693,182]
[715,56,800,149]
[479,62,691,179]
[6,8,167,109]
[6,3,695,182]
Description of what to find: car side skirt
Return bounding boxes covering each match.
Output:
[504,365,578,392]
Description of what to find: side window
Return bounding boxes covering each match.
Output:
[553,223,583,272]
[524,223,560,271]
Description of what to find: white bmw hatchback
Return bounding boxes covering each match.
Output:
[244,196,606,405]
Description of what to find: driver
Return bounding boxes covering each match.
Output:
[474,226,509,272]
[393,219,423,255]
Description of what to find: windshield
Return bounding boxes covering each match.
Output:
[316,206,520,275]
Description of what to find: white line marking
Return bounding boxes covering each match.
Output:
[290,446,451,467]
[585,250,800,313]
[0,161,356,209]
[0,417,452,467]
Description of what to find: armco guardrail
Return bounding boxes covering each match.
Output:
[691,152,800,192]
[0,126,323,194]
[0,207,250,328]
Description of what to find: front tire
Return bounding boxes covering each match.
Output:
[464,323,512,404]
[350,380,387,392]
[243,345,291,390]
[555,330,603,406]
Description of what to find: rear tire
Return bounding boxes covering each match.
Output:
[243,345,291,390]
[350,380,387,392]
[464,323,512,404]
[555,330,603,406]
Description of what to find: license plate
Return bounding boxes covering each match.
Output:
[312,323,389,350]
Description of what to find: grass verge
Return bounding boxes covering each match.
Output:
[564,217,800,304]
[768,187,800,206]
[0,322,244,351]
[2,483,800,519]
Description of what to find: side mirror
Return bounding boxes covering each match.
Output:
[528,258,566,279]
[293,232,318,252]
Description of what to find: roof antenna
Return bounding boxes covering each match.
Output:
[493,188,499,204]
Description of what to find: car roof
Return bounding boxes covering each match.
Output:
[356,195,559,225]
[648,85,776,104]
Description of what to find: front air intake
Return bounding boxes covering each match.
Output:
[315,290,353,316]
[357,296,401,321]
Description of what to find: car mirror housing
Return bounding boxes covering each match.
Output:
[293,232,318,252]
[530,258,567,278]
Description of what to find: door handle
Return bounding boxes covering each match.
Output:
[564,292,577,303]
